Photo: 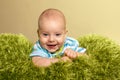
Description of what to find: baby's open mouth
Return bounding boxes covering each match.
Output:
[47,44,57,49]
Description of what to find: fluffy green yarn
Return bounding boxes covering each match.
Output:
[78,34,120,79]
[0,33,33,80]
[0,33,120,80]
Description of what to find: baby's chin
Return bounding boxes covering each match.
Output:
[47,48,60,53]
[48,49,58,53]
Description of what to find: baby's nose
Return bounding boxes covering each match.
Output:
[49,36,55,42]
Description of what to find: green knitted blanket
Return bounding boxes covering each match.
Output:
[0,33,120,80]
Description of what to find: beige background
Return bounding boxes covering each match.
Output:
[0,0,120,43]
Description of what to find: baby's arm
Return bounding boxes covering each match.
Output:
[32,56,59,67]
[32,56,71,67]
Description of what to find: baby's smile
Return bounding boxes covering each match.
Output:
[45,43,59,53]
[47,44,57,49]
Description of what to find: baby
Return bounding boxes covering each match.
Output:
[30,8,86,67]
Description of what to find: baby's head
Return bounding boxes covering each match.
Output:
[37,8,67,53]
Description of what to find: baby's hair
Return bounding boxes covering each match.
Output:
[38,8,66,29]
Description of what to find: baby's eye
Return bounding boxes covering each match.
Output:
[43,33,48,36]
[56,34,61,36]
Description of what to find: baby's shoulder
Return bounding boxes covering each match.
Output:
[65,37,79,45]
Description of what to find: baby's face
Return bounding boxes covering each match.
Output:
[38,17,67,53]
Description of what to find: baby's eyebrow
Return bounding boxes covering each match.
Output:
[55,32,63,34]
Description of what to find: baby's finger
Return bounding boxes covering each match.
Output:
[71,52,77,58]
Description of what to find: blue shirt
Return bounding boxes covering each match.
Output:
[30,37,86,58]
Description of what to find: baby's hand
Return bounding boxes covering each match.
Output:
[61,56,72,62]
[64,48,79,59]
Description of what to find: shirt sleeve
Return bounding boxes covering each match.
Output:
[29,41,48,58]
[74,40,86,53]
[64,37,86,53]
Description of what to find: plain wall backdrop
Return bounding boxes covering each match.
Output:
[0,0,120,43]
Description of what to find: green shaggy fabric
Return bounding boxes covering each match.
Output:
[0,33,120,80]
[78,34,120,79]
[0,33,33,80]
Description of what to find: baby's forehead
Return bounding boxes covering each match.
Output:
[39,23,66,30]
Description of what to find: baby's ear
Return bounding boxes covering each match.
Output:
[65,30,68,34]
[37,29,40,37]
